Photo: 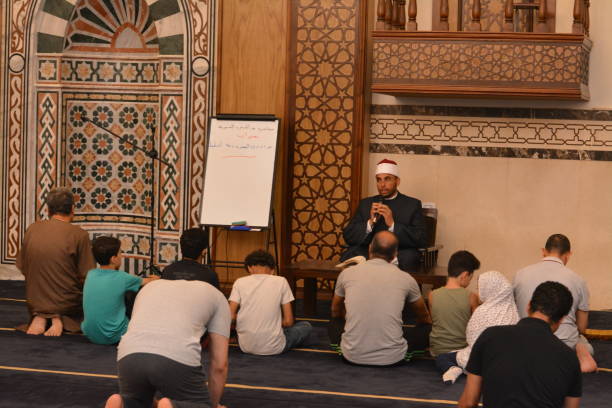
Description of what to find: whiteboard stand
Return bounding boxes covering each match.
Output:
[200,114,281,273]
[205,209,279,274]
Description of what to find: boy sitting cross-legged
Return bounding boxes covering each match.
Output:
[81,236,159,345]
[229,250,312,355]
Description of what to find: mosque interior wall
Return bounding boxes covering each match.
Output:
[1,0,610,310]
[368,0,612,309]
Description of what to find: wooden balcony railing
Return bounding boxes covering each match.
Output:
[376,0,590,35]
[371,0,592,100]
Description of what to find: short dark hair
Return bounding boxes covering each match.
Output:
[92,236,121,266]
[545,234,571,255]
[47,187,74,216]
[180,228,208,259]
[447,250,480,277]
[370,231,398,262]
[530,281,574,323]
[244,249,276,270]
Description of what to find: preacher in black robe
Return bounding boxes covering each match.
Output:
[341,192,426,272]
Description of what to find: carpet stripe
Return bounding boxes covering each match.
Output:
[0,365,117,379]
[0,364,460,404]
[224,383,460,405]
[0,328,608,366]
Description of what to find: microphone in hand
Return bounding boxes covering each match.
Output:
[372,196,383,224]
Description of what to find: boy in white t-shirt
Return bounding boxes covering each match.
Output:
[229,250,312,355]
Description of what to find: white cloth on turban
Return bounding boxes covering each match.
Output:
[375,159,399,177]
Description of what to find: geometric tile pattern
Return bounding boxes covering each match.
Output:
[370,142,612,161]
[36,0,184,56]
[288,0,366,262]
[36,92,59,221]
[373,39,589,85]
[64,98,159,218]
[38,59,59,81]
[186,0,214,227]
[370,115,612,148]
[160,95,182,231]
[59,59,160,83]
[64,0,159,54]
[162,62,183,83]
[370,105,612,160]
[3,0,28,262]
[1,0,214,268]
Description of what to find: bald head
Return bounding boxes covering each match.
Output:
[369,231,398,263]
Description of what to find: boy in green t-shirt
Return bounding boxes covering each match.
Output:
[428,250,480,383]
[82,236,159,344]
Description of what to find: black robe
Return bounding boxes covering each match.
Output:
[341,192,426,272]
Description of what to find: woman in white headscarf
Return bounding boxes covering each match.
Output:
[439,271,520,384]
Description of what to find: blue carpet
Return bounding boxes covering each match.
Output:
[1,280,612,407]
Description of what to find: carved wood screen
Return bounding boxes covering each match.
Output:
[285,0,368,263]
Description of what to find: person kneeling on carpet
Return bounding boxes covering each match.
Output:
[229,250,312,355]
[81,236,159,345]
[329,231,432,366]
[16,187,96,336]
[105,277,230,408]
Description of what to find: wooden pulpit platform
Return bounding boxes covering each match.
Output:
[283,259,447,317]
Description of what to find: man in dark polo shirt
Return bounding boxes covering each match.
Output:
[458,281,582,408]
[162,228,220,289]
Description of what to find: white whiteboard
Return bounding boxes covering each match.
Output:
[199,117,279,228]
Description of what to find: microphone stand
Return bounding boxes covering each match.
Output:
[82,114,174,276]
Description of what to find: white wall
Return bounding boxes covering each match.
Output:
[368,1,612,309]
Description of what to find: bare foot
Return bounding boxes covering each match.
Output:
[577,343,598,373]
[104,394,123,408]
[157,398,174,408]
[44,317,63,337]
[26,316,47,335]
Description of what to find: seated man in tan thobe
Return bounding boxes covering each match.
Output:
[17,187,95,336]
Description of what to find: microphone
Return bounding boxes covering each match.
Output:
[372,195,383,224]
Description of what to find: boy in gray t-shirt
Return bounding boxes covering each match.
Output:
[105,279,231,408]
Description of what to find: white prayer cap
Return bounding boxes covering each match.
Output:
[375,159,399,177]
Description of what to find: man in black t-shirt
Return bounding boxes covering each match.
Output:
[162,228,220,289]
[458,281,582,408]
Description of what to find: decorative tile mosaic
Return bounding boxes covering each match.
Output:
[2,0,214,269]
[59,59,160,84]
[288,0,365,262]
[64,0,159,54]
[36,92,59,220]
[370,105,612,161]
[38,59,58,81]
[373,39,589,85]
[64,98,159,217]
[162,61,183,83]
